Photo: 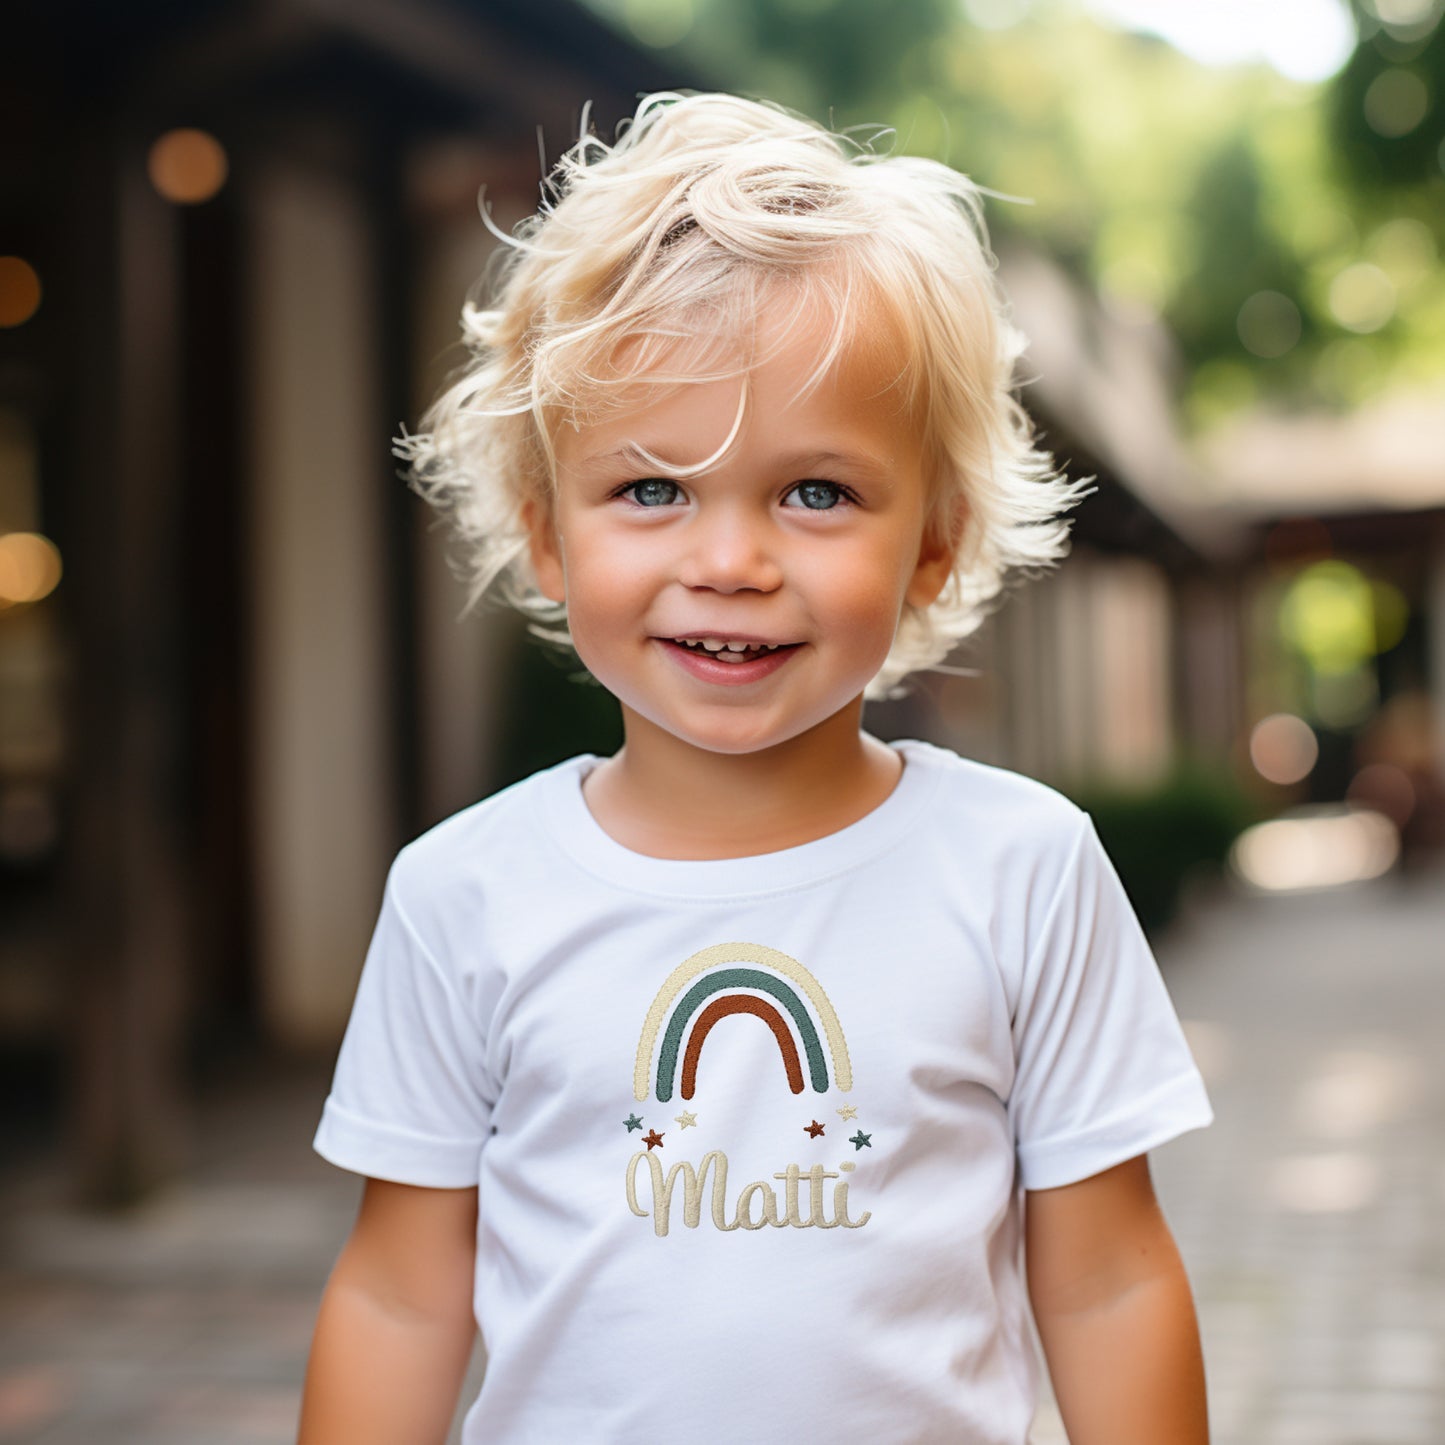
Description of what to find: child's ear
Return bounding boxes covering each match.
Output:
[522,496,567,603]
[905,500,964,610]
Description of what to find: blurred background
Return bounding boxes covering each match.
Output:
[1,0,1442,1441]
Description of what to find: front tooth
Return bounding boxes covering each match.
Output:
[701,639,727,652]
[726,640,752,652]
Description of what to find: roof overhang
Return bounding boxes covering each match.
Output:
[1197,391,1445,520]
[999,245,1247,567]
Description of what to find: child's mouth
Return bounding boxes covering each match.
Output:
[670,637,792,665]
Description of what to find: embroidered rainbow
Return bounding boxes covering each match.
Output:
[634,942,852,1103]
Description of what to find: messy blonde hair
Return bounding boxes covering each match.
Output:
[401,91,1086,697]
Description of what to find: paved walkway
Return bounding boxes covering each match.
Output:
[2,865,1443,1444]
[1151,869,1445,1445]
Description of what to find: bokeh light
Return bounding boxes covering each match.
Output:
[1346,762,1417,828]
[0,257,42,328]
[1362,68,1430,138]
[1328,262,1396,333]
[1237,290,1302,358]
[1250,713,1320,785]
[622,0,694,47]
[0,532,63,605]
[147,128,229,205]
[1267,1152,1381,1212]
[1365,0,1440,29]
[1368,217,1436,290]
[1294,1048,1415,1141]
[1278,560,1407,674]
[1231,807,1400,891]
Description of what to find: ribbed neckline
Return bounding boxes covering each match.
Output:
[535,738,944,901]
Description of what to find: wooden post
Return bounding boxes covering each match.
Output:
[60,132,191,1206]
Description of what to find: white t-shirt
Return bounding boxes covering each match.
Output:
[314,739,1211,1444]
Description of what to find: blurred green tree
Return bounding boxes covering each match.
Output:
[1170,139,1308,368]
[582,0,1444,425]
[1330,2,1444,191]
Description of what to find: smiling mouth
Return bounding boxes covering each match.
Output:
[668,637,798,664]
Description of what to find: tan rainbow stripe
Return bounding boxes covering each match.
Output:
[634,941,852,1102]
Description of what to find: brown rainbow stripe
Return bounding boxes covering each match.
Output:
[680,995,804,1099]
[634,942,852,1104]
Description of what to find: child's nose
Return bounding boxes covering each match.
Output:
[677,510,783,594]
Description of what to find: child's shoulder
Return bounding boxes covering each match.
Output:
[902,738,1086,829]
[898,738,1092,868]
[386,753,592,899]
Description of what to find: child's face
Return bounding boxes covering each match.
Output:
[526,298,954,759]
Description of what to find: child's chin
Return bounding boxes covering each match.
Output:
[679,712,846,758]
[643,711,804,757]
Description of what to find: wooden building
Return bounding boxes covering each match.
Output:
[4,0,673,1200]
[3,0,1283,1205]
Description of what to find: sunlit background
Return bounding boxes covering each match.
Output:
[2,0,1443,1441]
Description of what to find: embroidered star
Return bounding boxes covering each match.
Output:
[804,1119,825,1138]
[836,1104,859,1121]
[848,1131,873,1151]
[643,1129,665,1150]
[624,1114,644,1132]
[674,1110,698,1129]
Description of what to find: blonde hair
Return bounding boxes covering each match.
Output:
[401,91,1086,697]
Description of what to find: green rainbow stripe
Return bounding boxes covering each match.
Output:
[634,942,852,1103]
[656,968,828,1102]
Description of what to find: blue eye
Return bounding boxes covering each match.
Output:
[787,481,845,510]
[625,479,681,507]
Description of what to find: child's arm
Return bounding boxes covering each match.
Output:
[1026,1154,1208,1444]
[298,1177,479,1445]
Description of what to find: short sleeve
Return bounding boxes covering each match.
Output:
[1009,817,1212,1191]
[312,860,494,1187]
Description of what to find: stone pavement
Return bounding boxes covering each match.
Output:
[1149,868,1445,1445]
[0,1060,481,1445]
[2,864,1442,1444]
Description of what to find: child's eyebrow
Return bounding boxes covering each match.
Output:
[578,443,894,478]
[773,448,894,476]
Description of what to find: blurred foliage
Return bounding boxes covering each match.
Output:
[583,0,1445,430]
[1331,2,1445,190]
[1068,765,1264,935]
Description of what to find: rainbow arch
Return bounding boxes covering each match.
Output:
[634,942,852,1103]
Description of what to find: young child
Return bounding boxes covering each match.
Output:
[299,92,1212,1444]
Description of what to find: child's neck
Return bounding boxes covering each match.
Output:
[581,707,903,861]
